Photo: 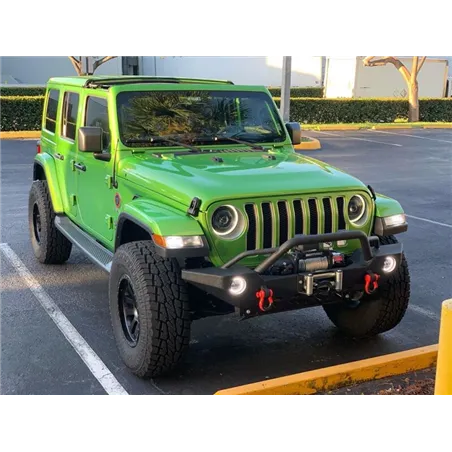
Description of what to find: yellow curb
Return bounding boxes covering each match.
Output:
[215,344,438,395]
[293,137,321,151]
[372,124,424,130]
[303,123,452,131]
[304,125,362,131]
[1,131,41,139]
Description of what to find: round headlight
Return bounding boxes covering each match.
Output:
[211,205,244,238]
[348,195,366,224]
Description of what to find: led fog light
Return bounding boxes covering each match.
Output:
[229,276,247,296]
[383,256,397,273]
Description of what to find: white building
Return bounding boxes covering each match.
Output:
[0,56,324,87]
[2,56,450,96]
[324,56,451,98]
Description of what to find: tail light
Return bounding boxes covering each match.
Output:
[36,141,41,154]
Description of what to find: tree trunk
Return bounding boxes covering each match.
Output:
[408,80,419,122]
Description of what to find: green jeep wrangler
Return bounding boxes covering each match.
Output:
[29,76,410,378]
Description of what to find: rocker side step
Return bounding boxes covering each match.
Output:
[55,216,113,272]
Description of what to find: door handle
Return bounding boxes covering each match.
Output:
[74,162,86,172]
[54,152,64,161]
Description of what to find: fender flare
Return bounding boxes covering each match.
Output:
[115,199,209,258]
[33,153,64,213]
[373,193,407,235]
[374,193,404,218]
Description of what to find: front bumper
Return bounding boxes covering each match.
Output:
[181,231,403,315]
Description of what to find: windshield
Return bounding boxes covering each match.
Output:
[116,90,286,147]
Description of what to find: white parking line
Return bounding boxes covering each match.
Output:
[0,243,128,396]
[315,130,402,147]
[406,214,452,229]
[409,304,440,322]
[370,129,452,144]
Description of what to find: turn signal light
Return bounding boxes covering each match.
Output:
[152,234,204,249]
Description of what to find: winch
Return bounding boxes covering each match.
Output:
[263,245,346,276]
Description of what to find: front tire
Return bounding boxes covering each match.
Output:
[28,180,72,264]
[109,241,191,378]
[323,235,410,337]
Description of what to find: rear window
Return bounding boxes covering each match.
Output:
[61,92,80,140]
[44,89,59,133]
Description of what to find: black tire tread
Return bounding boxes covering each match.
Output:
[109,241,191,378]
[366,235,410,335]
[323,235,410,337]
[29,180,72,264]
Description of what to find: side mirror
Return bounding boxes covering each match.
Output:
[285,122,302,145]
[78,127,103,152]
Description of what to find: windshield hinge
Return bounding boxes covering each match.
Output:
[105,175,113,189]
[187,197,202,217]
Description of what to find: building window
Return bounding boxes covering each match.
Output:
[61,92,79,141]
[85,97,110,149]
[122,56,139,75]
[45,89,59,133]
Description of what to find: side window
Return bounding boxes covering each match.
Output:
[61,92,79,140]
[45,89,59,133]
[85,97,110,150]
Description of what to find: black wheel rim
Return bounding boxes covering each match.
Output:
[118,276,140,347]
[32,203,42,244]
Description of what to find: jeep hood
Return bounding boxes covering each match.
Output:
[119,151,368,209]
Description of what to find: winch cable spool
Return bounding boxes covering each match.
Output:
[264,246,346,277]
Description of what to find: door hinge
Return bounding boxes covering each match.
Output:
[70,194,77,206]
[105,175,113,189]
[105,215,114,229]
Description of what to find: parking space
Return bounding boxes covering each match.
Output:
[1,130,451,394]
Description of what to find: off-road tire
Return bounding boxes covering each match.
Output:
[28,180,72,264]
[323,235,410,337]
[109,241,191,378]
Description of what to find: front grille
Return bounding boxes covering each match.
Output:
[244,196,347,250]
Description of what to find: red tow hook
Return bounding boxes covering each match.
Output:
[364,271,380,295]
[256,287,274,312]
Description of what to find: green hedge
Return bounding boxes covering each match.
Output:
[2,95,451,131]
[268,87,323,98]
[1,96,44,131]
[1,86,46,97]
[273,97,452,123]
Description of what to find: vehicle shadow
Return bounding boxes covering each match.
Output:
[154,309,410,395]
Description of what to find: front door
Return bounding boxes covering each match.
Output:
[75,95,116,244]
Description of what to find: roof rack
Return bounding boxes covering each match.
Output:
[84,77,234,89]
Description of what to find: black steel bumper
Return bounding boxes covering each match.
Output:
[181,231,403,314]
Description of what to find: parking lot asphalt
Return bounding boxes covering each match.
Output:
[1,129,451,395]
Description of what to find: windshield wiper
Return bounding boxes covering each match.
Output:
[125,136,202,153]
[192,135,264,150]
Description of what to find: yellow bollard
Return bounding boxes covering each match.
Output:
[435,299,452,395]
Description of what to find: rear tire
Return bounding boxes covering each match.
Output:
[109,241,191,378]
[323,235,410,337]
[28,180,72,264]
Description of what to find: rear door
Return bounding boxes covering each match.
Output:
[41,88,70,216]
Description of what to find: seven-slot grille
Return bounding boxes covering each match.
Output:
[244,197,347,250]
